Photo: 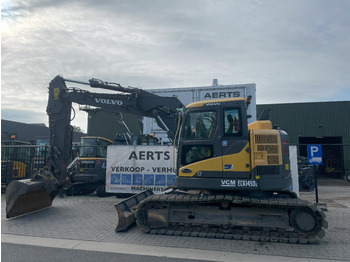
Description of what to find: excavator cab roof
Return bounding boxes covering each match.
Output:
[186,97,245,108]
[81,136,113,144]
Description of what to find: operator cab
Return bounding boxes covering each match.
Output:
[177,97,292,192]
[71,137,113,185]
[177,98,251,190]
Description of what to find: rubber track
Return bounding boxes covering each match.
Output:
[135,193,328,244]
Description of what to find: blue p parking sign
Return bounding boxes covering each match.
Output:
[307,145,323,165]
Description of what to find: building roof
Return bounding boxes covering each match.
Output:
[1,119,86,144]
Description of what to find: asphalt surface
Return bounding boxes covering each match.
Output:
[2,242,213,262]
[1,180,350,261]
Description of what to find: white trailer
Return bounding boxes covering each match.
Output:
[143,80,256,142]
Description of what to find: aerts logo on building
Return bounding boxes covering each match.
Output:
[203,91,241,99]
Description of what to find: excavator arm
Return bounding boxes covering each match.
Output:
[61,76,183,140]
[5,75,184,218]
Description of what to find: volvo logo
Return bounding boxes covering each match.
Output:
[95,98,123,105]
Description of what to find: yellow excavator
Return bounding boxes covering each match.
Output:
[66,136,113,196]
[115,97,328,244]
[5,75,327,244]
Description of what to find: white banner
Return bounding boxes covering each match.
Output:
[289,145,300,196]
[106,145,176,194]
[106,145,299,195]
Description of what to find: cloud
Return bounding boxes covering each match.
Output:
[1,108,47,124]
[2,0,350,129]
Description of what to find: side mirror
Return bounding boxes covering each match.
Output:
[245,95,252,108]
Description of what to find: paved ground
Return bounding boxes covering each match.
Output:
[1,180,350,261]
[2,241,217,262]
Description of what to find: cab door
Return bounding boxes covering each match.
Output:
[221,100,251,179]
[177,105,223,179]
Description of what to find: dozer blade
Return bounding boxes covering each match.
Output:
[5,179,57,219]
[114,189,153,232]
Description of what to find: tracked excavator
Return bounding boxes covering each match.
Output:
[5,75,327,244]
[115,99,328,244]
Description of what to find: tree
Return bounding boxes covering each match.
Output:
[72,125,84,133]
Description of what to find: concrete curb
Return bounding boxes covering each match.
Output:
[1,234,340,262]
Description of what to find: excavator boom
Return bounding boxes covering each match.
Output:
[5,75,183,218]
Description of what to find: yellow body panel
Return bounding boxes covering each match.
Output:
[179,143,251,177]
[179,156,222,177]
[82,137,113,144]
[222,143,251,173]
[248,120,272,130]
[186,98,244,108]
[250,129,282,168]
[53,88,60,100]
[12,161,26,178]
[79,157,105,160]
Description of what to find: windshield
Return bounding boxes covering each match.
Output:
[80,138,111,158]
[182,111,217,140]
[35,137,49,146]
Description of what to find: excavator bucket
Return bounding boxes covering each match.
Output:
[5,179,57,219]
[114,189,153,232]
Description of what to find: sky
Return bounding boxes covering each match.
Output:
[1,0,350,132]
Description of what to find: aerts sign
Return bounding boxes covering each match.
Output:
[106,145,176,194]
[203,91,241,99]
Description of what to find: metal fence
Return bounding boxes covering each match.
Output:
[295,144,350,210]
[1,144,349,209]
[1,145,49,188]
[1,144,106,189]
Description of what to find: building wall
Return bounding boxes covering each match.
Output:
[257,101,350,145]
[257,101,350,174]
[87,111,141,142]
[1,119,85,144]
[2,120,49,144]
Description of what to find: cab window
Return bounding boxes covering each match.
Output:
[182,111,217,140]
[80,138,111,158]
[224,108,241,136]
[181,145,213,165]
